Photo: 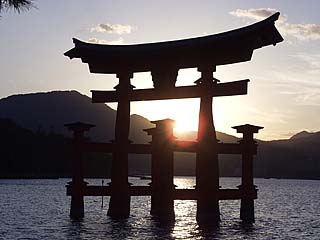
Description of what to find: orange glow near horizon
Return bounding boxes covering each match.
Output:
[131,99,200,132]
[130,97,227,134]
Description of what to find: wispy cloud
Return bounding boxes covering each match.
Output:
[293,53,320,69]
[88,37,124,45]
[230,8,285,22]
[281,23,320,41]
[281,89,320,106]
[247,106,293,125]
[230,8,320,41]
[268,68,320,107]
[280,87,320,107]
[90,23,134,34]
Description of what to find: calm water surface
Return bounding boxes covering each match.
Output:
[0,177,319,239]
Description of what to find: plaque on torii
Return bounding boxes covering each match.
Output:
[65,12,283,224]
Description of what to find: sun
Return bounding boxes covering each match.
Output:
[131,99,200,133]
[174,116,198,133]
[169,99,200,133]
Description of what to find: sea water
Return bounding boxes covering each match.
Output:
[0,177,319,239]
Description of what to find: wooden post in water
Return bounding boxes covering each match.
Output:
[65,122,95,219]
[233,124,263,222]
[196,67,221,225]
[145,119,175,221]
[107,72,134,218]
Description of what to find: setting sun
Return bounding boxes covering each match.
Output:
[131,99,200,133]
[131,97,227,135]
[174,117,198,133]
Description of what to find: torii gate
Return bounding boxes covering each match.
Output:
[64,12,283,225]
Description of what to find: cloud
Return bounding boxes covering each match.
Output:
[247,106,292,125]
[230,8,283,21]
[230,8,320,41]
[88,37,124,45]
[281,89,320,107]
[90,23,134,34]
[293,53,320,69]
[269,67,320,107]
[281,23,320,41]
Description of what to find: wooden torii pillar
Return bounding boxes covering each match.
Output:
[107,72,134,218]
[196,67,220,225]
[233,124,263,222]
[65,122,95,219]
[144,119,175,222]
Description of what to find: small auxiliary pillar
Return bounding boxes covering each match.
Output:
[232,124,263,222]
[65,122,95,219]
[144,119,175,222]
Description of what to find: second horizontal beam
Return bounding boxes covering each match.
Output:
[83,141,246,154]
[66,185,258,200]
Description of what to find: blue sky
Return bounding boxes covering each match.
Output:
[0,0,320,140]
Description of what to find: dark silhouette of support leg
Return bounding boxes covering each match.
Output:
[233,124,263,223]
[156,145,175,222]
[239,150,256,222]
[107,72,133,218]
[196,68,220,226]
[150,148,159,215]
[107,149,131,218]
[240,152,255,222]
[145,119,175,222]
[65,122,94,220]
[196,141,220,225]
[70,181,87,219]
[240,196,255,222]
[70,196,84,219]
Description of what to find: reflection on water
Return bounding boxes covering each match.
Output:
[174,176,196,189]
[0,177,320,239]
[172,200,198,239]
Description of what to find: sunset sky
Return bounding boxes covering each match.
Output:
[1,0,319,140]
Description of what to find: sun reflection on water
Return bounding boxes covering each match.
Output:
[174,176,196,189]
[171,200,199,239]
[171,177,198,239]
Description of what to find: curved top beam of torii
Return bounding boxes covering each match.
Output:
[64,12,283,74]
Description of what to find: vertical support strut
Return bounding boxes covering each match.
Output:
[151,67,178,89]
[196,66,220,226]
[233,124,263,223]
[65,122,95,219]
[145,119,175,222]
[108,72,134,218]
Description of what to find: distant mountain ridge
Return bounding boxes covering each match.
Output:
[0,91,319,179]
[290,130,319,140]
[0,91,238,143]
[0,91,153,143]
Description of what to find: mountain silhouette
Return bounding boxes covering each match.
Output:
[0,91,239,143]
[0,91,319,179]
[256,132,320,179]
[290,130,318,140]
[0,91,153,143]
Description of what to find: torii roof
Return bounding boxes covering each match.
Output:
[64,12,283,74]
[232,124,264,134]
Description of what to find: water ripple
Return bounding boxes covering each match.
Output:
[0,178,319,239]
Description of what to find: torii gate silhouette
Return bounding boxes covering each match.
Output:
[64,12,283,225]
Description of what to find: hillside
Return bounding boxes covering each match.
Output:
[0,91,153,143]
[0,91,239,143]
[0,91,242,177]
[256,131,320,179]
[0,91,319,179]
